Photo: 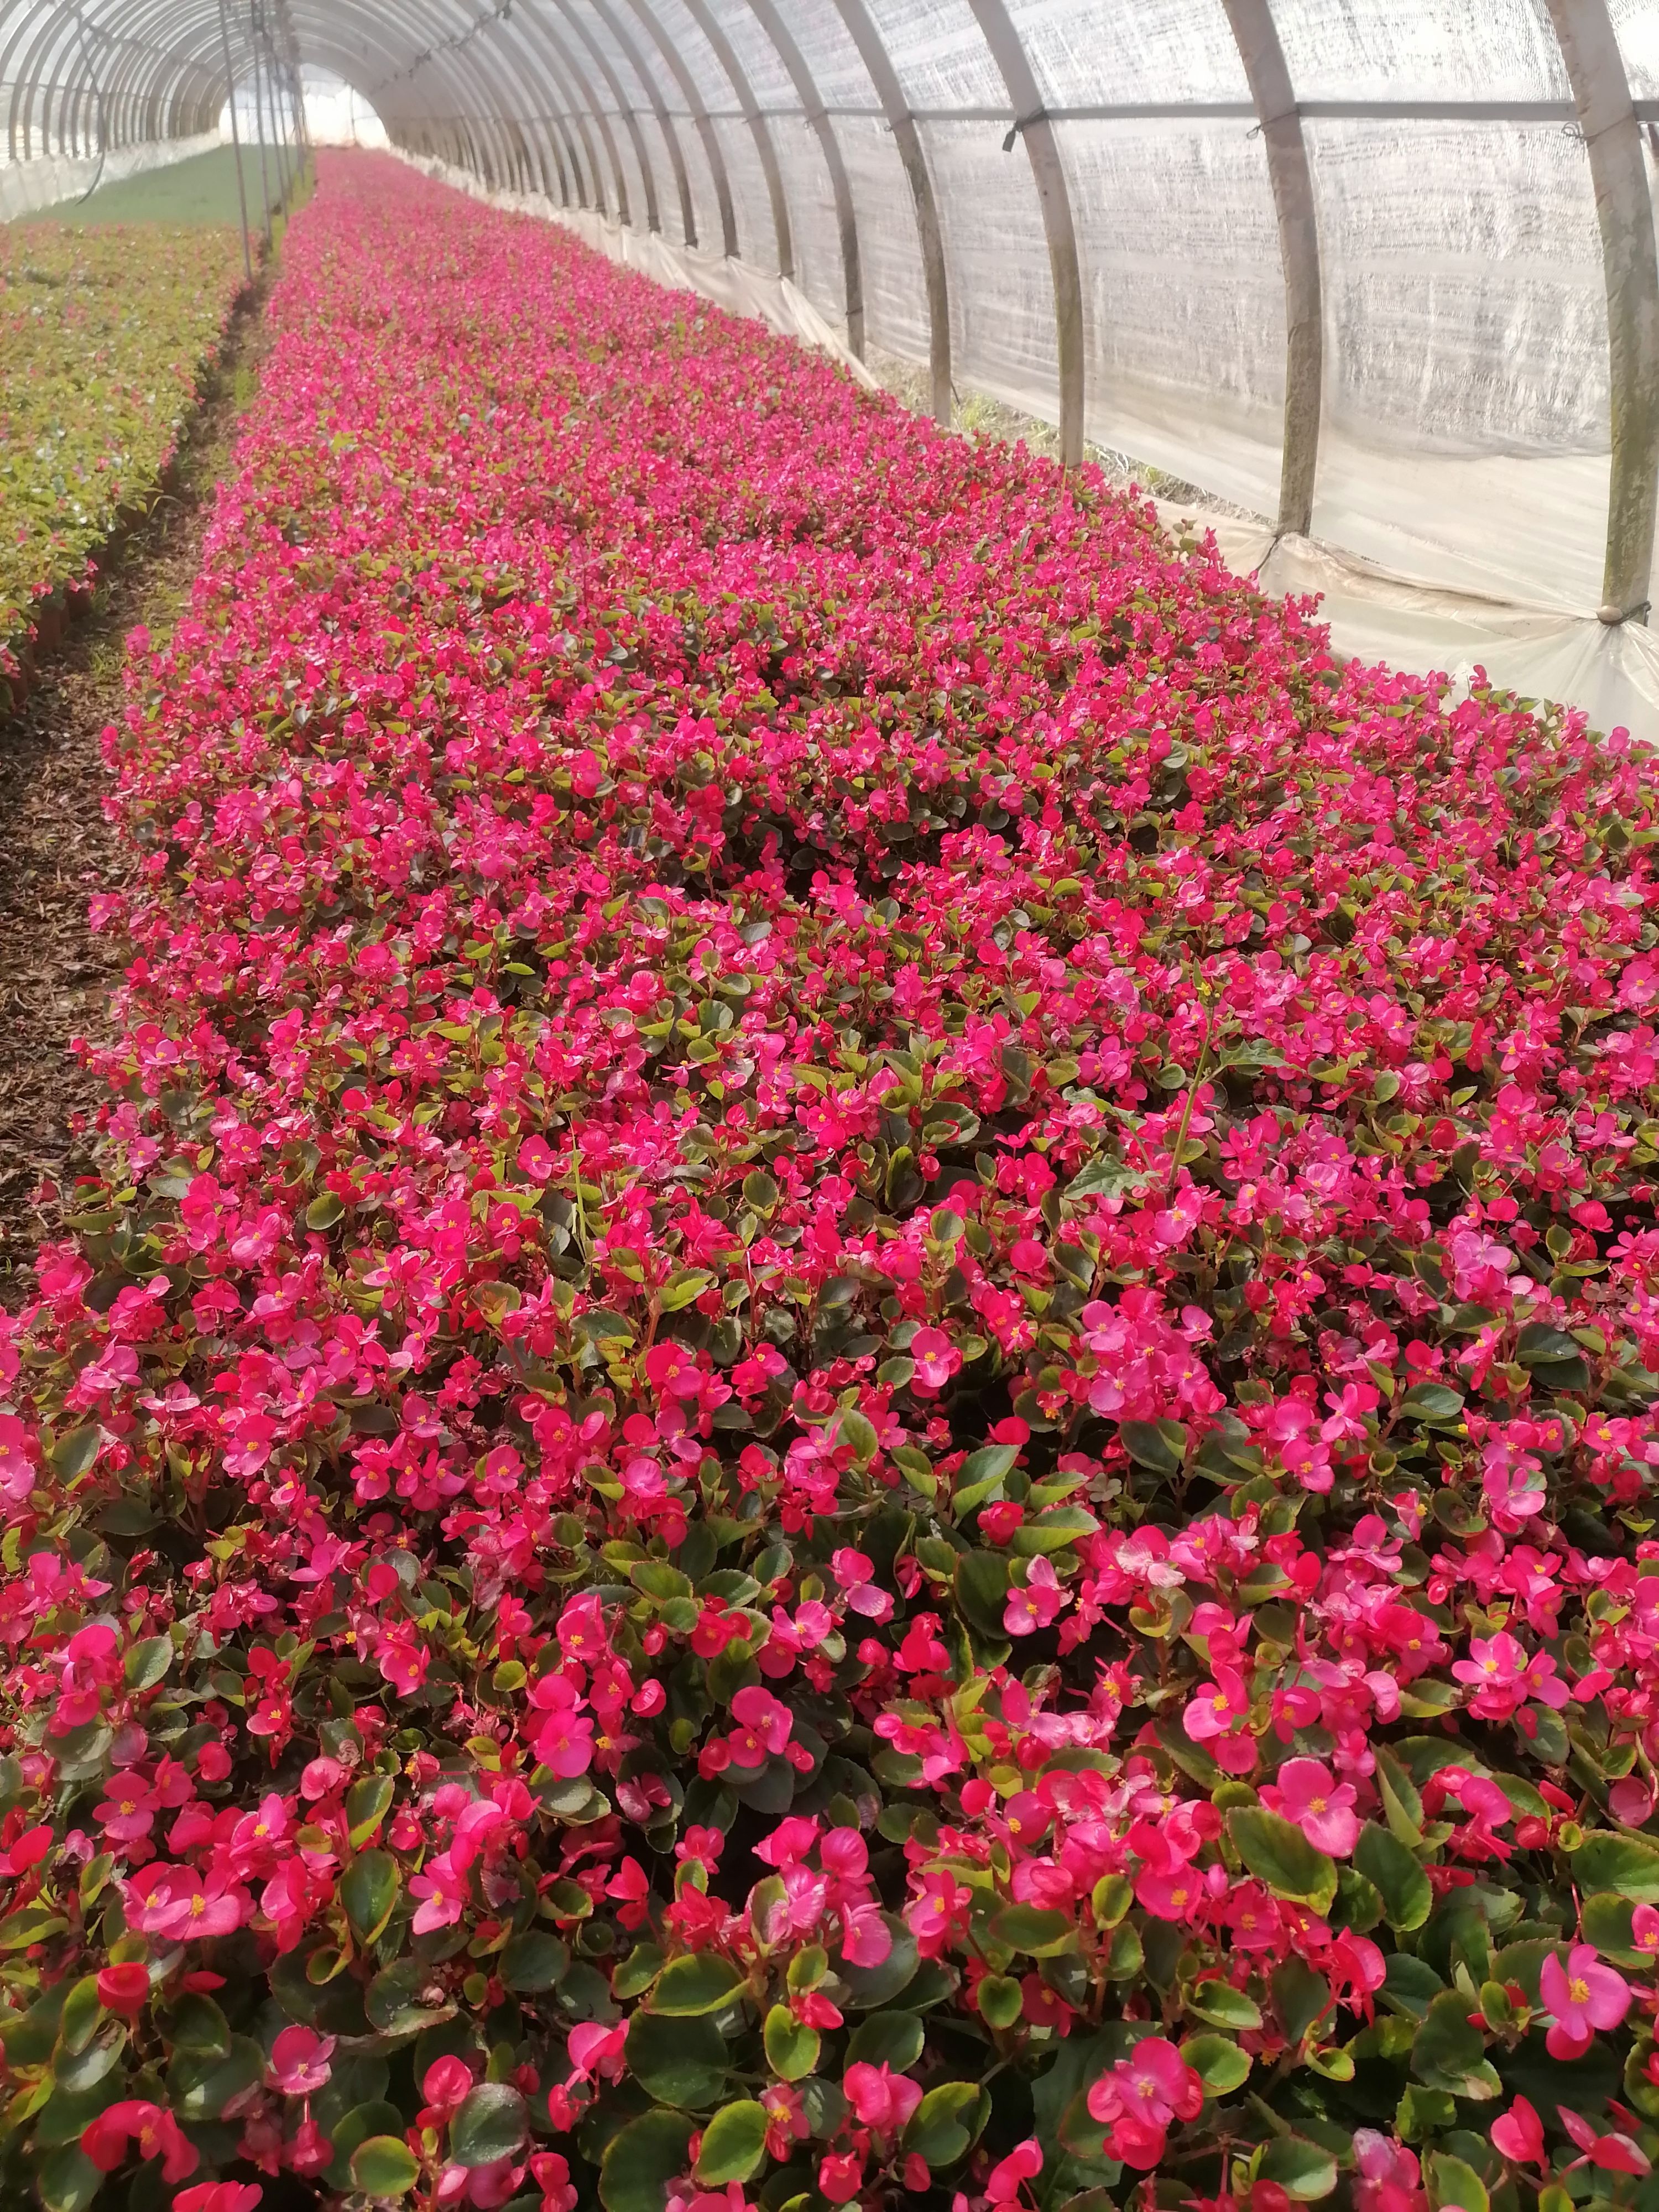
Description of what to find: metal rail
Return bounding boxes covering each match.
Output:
[1543,0,1659,622]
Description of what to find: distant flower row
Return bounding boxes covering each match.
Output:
[2,149,1658,2212]
[0,221,244,694]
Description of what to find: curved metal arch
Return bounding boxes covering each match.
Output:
[520,87,575,206]
[108,12,216,145]
[389,0,596,210]
[46,22,98,155]
[449,3,624,220]
[3,6,66,158]
[356,0,595,208]
[657,0,791,274]
[392,7,514,190]
[488,11,619,215]
[322,0,519,186]
[962,0,1083,465]
[400,0,635,223]
[60,19,123,159]
[74,4,149,152]
[14,6,100,156]
[1219,0,1322,540]
[8,6,104,159]
[821,0,949,421]
[84,1,222,144]
[532,0,662,231]
[732,0,863,354]
[11,3,75,154]
[609,0,735,252]
[1542,0,1659,620]
[567,0,700,244]
[410,1,597,209]
[15,0,372,161]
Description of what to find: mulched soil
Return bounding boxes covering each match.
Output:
[0,275,272,1303]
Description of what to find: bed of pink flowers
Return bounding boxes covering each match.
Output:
[3,148,1659,2212]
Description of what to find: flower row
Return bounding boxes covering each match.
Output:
[0,220,245,691]
[2,150,1657,2212]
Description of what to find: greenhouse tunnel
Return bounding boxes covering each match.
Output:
[7,0,1659,735]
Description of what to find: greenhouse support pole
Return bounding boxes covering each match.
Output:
[528,20,630,223]
[216,0,254,284]
[616,0,739,257]
[263,17,291,212]
[543,0,664,232]
[1220,0,1322,540]
[673,0,794,279]
[1543,0,1659,622]
[738,0,865,358]
[826,0,953,426]
[248,3,272,249]
[406,4,599,221]
[579,0,698,244]
[963,0,1084,467]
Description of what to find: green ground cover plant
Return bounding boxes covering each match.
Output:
[0,221,244,693]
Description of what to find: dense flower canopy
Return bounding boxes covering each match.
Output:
[4,151,1659,2212]
[0,220,244,692]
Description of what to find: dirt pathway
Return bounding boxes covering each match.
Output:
[0,277,273,1300]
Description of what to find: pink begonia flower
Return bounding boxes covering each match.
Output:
[839,1899,895,1966]
[267,2023,336,2095]
[176,2185,264,2212]
[1611,1777,1656,1829]
[566,2021,628,2083]
[1086,2037,1203,2167]
[94,1775,160,1843]
[907,1326,961,1394]
[0,1415,35,1501]
[1491,2097,1547,2169]
[832,1546,894,1621]
[1004,1556,1068,1636]
[1558,2104,1651,2174]
[517,1133,557,1183]
[985,2140,1043,2203]
[81,2101,199,2181]
[530,2154,578,2212]
[1482,1439,1546,1532]
[843,2060,923,2136]
[1632,1903,1659,1959]
[422,2055,476,2112]
[436,2155,528,2208]
[125,1864,249,1940]
[727,1683,793,1767]
[96,1962,152,2019]
[1351,2131,1425,2212]
[1260,1757,1359,1856]
[1540,1944,1631,2057]
[378,1634,429,1695]
[525,1670,595,1777]
[818,2150,865,2204]
[409,1849,469,1934]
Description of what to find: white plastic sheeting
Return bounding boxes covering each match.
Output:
[0,129,218,220]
